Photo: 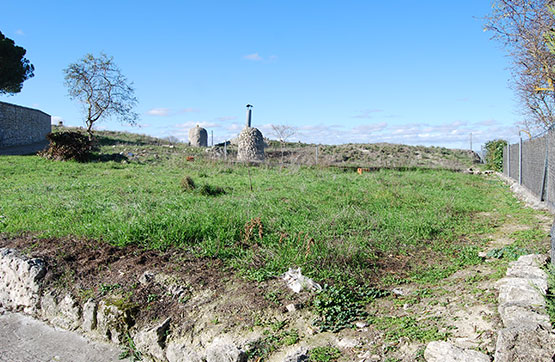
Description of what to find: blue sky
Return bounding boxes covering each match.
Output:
[1,1,523,149]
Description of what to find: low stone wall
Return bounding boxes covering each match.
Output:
[0,101,51,153]
[0,248,253,362]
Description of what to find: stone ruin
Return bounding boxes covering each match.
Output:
[188,125,207,147]
[237,104,264,162]
[237,127,265,162]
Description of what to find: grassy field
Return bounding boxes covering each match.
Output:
[0,132,543,289]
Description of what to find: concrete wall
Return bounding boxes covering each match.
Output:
[0,101,51,152]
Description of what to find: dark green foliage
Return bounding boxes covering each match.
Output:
[40,131,93,162]
[485,139,507,171]
[0,31,34,94]
[246,328,300,360]
[198,184,226,196]
[313,284,389,332]
[486,245,532,260]
[309,346,341,362]
[180,176,196,191]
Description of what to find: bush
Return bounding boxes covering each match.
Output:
[180,176,196,191]
[40,131,93,162]
[485,139,507,172]
[198,184,226,196]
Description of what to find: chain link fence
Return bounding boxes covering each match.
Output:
[503,126,555,211]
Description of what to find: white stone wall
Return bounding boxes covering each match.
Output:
[0,101,51,148]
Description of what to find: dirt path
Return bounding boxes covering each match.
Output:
[0,310,126,362]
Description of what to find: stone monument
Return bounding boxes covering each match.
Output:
[237,105,265,162]
[188,125,207,147]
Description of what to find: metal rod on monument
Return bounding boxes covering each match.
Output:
[519,134,523,185]
[246,104,253,127]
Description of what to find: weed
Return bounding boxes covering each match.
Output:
[119,332,142,361]
[99,283,122,296]
[309,346,341,362]
[486,245,532,260]
[313,284,389,332]
[147,293,159,303]
[545,264,555,324]
[198,183,226,196]
[180,176,196,191]
[246,328,301,360]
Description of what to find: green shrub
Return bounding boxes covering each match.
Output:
[40,131,93,162]
[313,284,389,332]
[180,176,196,191]
[309,346,341,362]
[198,184,226,196]
[485,139,507,171]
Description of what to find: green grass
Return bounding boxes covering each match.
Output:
[0,147,540,287]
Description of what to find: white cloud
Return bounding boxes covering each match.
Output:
[146,108,171,116]
[243,53,263,61]
[15,29,24,36]
[146,107,198,117]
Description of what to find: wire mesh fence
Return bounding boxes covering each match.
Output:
[503,126,555,211]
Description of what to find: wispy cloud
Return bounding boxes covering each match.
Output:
[146,108,171,116]
[146,107,198,117]
[243,53,263,61]
[15,29,24,36]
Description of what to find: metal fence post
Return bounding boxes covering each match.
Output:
[541,140,549,201]
[508,144,511,176]
[551,221,555,265]
[519,136,523,185]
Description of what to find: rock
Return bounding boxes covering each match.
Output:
[355,321,368,328]
[515,254,548,267]
[166,339,203,362]
[391,288,406,296]
[96,301,131,344]
[496,277,546,307]
[41,293,81,330]
[424,341,490,362]
[506,263,547,280]
[135,318,171,361]
[205,337,247,362]
[285,303,297,313]
[498,304,551,329]
[0,248,46,314]
[495,324,555,362]
[139,271,156,285]
[283,347,309,362]
[282,268,322,294]
[189,125,208,147]
[82,299,98,332]
[337,336,359,348]
[237,127,264,162]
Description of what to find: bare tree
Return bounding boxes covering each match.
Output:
[271,124,297,163]
[64,53,138,139]
[485,0,555,131]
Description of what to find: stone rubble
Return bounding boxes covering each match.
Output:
[281,267,322,294]
[494,254,555,361]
